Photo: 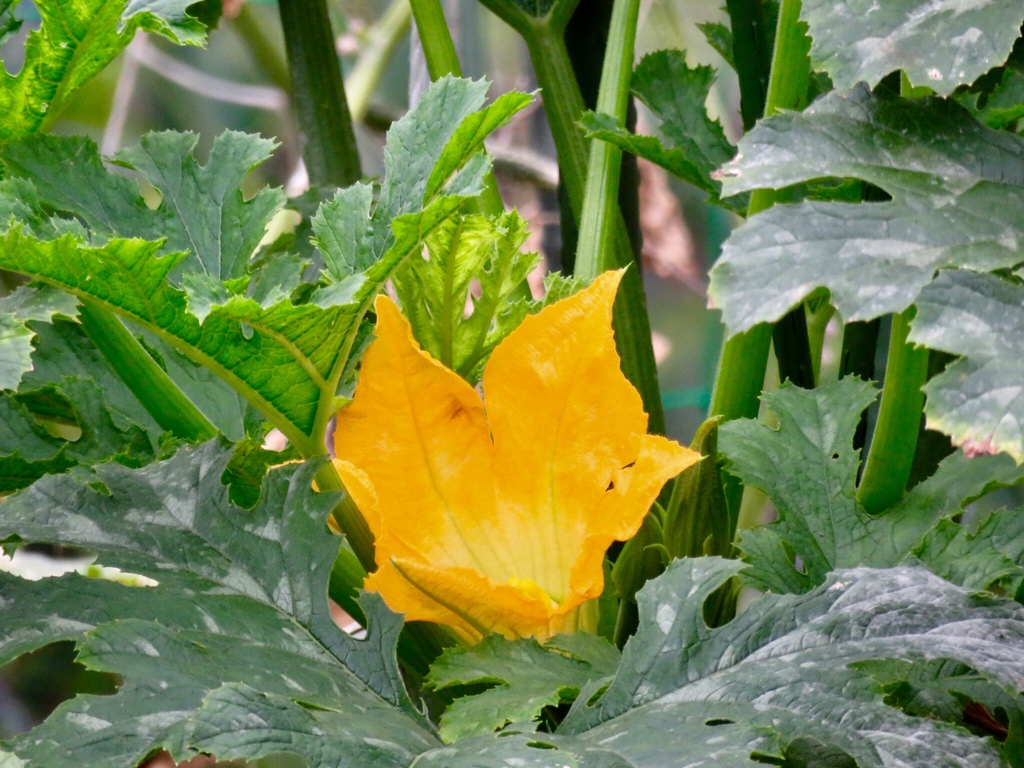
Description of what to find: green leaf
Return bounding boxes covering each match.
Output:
[799,0,1024,96]
[0,440,431,766]
[11,480,1021,768]
[425,634,618,742]
[0,392,71,490]
[698,21,734,69]
[711,87,1024,335]
[0,231,354,449]
[2,131,284,282]
[853,657,1024,760]
[915,507,1024,593]
[718,379,1023,593]
[0,78,528,448]
[20,318,162,444]
[581,50,744,211]
[0,284,77,390]
[392,211,538,380]
[955,36,1024,130]
[911,269,1024,463]
[560,558,1024,768]
[0,0,206,142]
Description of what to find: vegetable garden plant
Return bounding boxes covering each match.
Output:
[3,0,1024,765]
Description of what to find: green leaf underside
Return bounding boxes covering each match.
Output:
[800,0,1024,96]
[1,131,284,284]
[0,440,430,766]
[911,269,1024,463]
[4,460,1022,768]
[393,211,539,380]
[0,284,78,390]
[0,77,530,445]
[560,558,1024,768]
[426,633,619,742]
[0,230,356,443]
[711,87,1024,335]
[718,379,1023,594]
[0,285,169,491]
[0,0,206,142]
[581,49,744,211]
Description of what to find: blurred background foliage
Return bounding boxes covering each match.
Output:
[0,0,756,760]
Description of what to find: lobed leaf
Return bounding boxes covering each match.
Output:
[800,0,1024,96]
[2,131,284,284]
[0,284,77,390]
[0,0,206,142]
[426,633,618,742]
[392,211,538,380]
[711,87,1024,335]
[582,50,745,211]
[911,269,1024,463]
[718,379,1022,593]
[0,441,427,766]
[561,558,1024,768]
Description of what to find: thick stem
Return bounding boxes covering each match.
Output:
[78,302,217,442]
[573,0,640,280]
[725,0,772,130]
[763,0,814,388]
[410,0,463,78]
[524,28,589,216]
[314,460,377,574]
[278,0,362,187]
[856,309,929,515]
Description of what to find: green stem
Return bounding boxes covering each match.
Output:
[763,0,814,388]
[574,0,640,280]
[345,0,412,124]
[78,302,217,442]
[314,460,377,574]
[233,4,291,90]
[524,26,589,216]
[278,0,362,187]
[725,0,772,130]
[856,310,929,515]
[409,0,507,219]
[410,0,464,78]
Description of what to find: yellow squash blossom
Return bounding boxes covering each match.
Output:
[333,271,700,642]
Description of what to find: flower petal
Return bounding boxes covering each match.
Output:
[334,297,511,577]
[380,557,559,641]
[568,434,702,608]
[483,270,676,603]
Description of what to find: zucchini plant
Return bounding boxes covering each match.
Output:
[1,0,1024,766]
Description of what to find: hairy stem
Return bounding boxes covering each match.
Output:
[78,302,217,443]
[278,0,362,187]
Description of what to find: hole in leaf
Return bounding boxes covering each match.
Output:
[526,740,558,750]
[705,717,735,726]
[0,641,120,738]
